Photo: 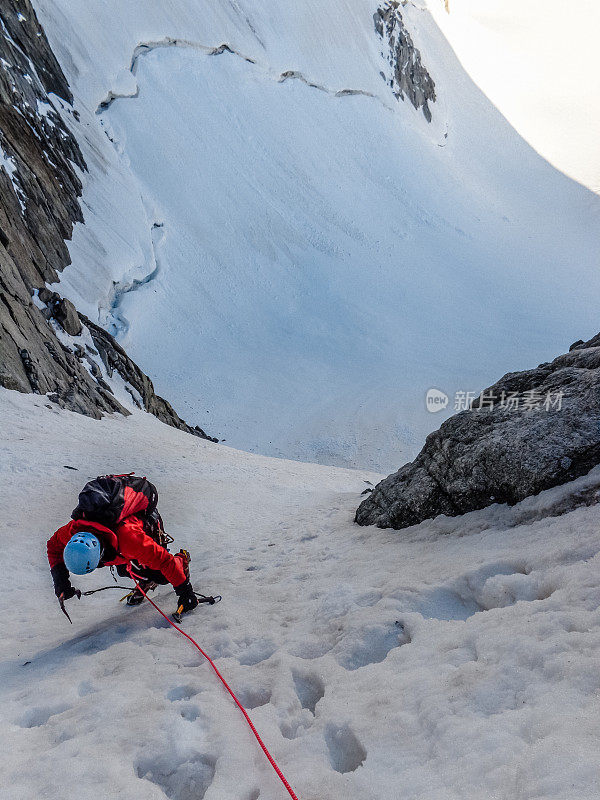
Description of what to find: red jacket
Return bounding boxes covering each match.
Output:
[47,517,187,588]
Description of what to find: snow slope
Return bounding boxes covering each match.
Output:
[33,0,600,471]
[428,0,600,192]
[3,389,600,799]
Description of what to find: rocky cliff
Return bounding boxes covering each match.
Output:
[356,333,600,528]
[374,1,436,122]
[0,0,215,440]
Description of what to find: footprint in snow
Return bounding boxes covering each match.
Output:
[136,752,216,800]
[236,637,277,666]
[179,704,200,722]
[325,723,367,773]
[292,668,325,714]
[288,638,333,660]
[335,621,410,671]
[167,685,201,701]
[408,562,552,621]
[17,703,72,728]
[236,684,272,710]
[279,717,305,740]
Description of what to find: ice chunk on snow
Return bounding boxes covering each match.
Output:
[110,68,138,98]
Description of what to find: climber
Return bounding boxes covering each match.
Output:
[47,474,199,618]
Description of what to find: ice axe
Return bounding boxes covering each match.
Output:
[58,589,81,624]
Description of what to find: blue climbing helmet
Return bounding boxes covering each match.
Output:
[63,531,102,575]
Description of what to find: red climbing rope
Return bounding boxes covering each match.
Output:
[127,567,299,800]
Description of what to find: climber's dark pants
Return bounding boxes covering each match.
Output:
[116,562,170,585]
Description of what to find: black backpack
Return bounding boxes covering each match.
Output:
[71,473,158,527]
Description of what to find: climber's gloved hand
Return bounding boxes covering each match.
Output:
[175,579,199,613]
[59,586,82,602]
[51,563,80,599]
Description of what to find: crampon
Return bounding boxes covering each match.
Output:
[173,591,222,623]
[120,581,158,606]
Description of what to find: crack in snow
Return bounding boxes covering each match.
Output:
[106,221,164,338]
[95,38,392,116]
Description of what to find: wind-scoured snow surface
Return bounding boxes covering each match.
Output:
[3,389,600,798]
[34,0,600,471]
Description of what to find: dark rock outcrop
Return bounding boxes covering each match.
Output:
[80,313,216,440]
[356,334,600,528]
[48,294,82,337]
[0,1,215,440]
[374,1,436,121]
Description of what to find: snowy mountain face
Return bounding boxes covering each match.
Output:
[30,0,600,472]
[429,0,600,192]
